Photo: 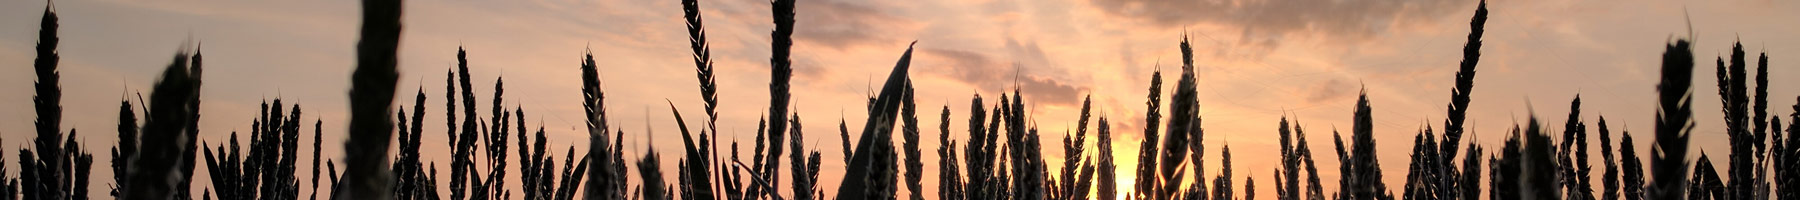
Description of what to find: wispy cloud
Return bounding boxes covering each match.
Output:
[1089,0,1475,44]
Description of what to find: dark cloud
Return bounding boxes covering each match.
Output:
[923,48,1005,83]
[1305,78,1352,104]
[792,0,908,50]
[1016,76,1084,105]
[920,48,1084,106]
[1090,0,1474,43]
[1004,37,1055,69]
[712,0,907,50]
[790,55,831,80]
[999,38,1083,105]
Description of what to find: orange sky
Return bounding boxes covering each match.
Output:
[1,0,1798,199]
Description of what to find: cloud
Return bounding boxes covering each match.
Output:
[1016,76,1084,105]
[920,48,1084,106]
[1088,0,1474,43]
[790,54,832,80]
[923,48,1003,83]
[792,0,914,50]
[708,0,915,51]
[1305,78,1353,104]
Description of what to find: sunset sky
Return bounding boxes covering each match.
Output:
[1,0,1798,199]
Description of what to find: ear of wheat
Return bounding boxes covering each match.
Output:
[938,105,967,200]
[1623,131,1646,200]
[1133,67,1163,200]
[122,47,201,200]
[1157,37,1201,200]
[1438,1,1486,199]
[1650,39,1694,200]
[759,0,798,197]
[1601,116,1620,200]
[341,0,404,198]
[1096,116,1116,200]
[1560,96,1593,200]
[903,81,924,200]
[1338,91,1392,200]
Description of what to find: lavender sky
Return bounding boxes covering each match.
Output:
[1,0,1797,199]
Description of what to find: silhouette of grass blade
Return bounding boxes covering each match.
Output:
[833,42,915,200]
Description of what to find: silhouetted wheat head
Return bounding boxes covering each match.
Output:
[1336,91,1391,200]
[903,81,924,200]
[20,5,98,200]
[1211,144,1232,200]
[1402,125,1437,200]
[1133,67,1163,200]
[1156,37,1201,200]
[938,105,966,200]
[576,48,621,200]
[1623,130,1646,200]
[1650,39,1694,200]
[962,94,1000,200]
[1600,117,1621,200]
[637,138,670,200]
[1708,41,1773,200]
[122,46,203,200]
[1052,95,1094,200]
[1781,96,1800,200]
[390,90,428,200]
[1097,116,1117,200]
[1688,153,1725,200]
[749,0,797,197]
[201,99,319,200]
[341,0,404,198]
[1437,1,1486,199]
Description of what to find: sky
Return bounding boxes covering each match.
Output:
[0,0,1797,199]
